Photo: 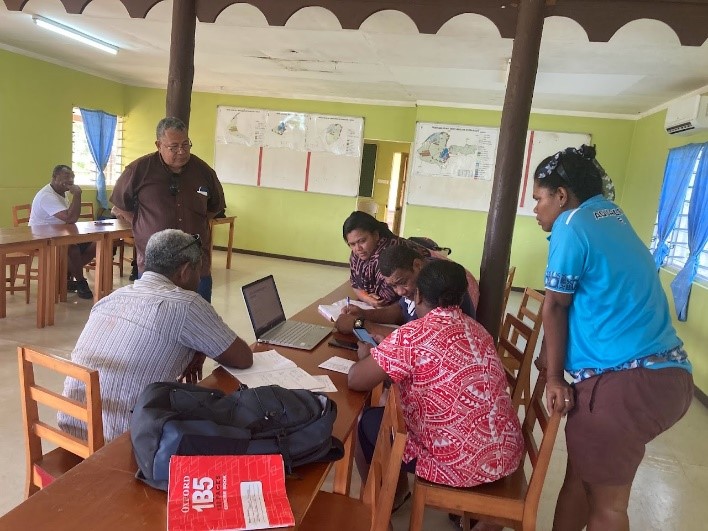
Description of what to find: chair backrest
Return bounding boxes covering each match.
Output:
[520,372,561,530]
[512,287,545,355]
[497,313,535,411]
[362,385,408,531]
[12,204,31,227]
[79,202,95,220]
[500,266,516,327]
[17,346,104,490]
[357,198,379,218]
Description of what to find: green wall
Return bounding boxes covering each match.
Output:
[0,50,124,227]
[623,110,708,393]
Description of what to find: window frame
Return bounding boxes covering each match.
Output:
[71,107,123,187]
[650,150,708,283]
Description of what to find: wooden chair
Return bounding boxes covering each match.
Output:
[78,202,95,220]
[299,386,408,531]
[500,265,517,329]
[409,372,561,531]
[17,346,104,498]
[509,287,545,403]
[5,203,35,304]
[498,313,536,412]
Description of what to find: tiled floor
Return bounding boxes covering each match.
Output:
[0,252,706,530]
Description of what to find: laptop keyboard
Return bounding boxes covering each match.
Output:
[276,321,313,344]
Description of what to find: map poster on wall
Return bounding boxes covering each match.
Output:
[406,121,591,212]
[264,111,307,151]
[214,106,364,196]
[306,115,363,157]
[411,123,499,181]
[215,107,266,147]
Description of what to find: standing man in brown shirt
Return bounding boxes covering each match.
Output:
[111,117,226,302]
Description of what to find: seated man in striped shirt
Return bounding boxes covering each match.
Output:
[59,229,253,443]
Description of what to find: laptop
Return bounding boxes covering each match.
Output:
[242,275,333,350]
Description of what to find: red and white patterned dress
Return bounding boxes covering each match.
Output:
[371,307,523,487]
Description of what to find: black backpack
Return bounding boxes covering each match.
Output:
[130,382,344,490]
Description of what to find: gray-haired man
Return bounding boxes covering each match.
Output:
[59,229,252,443]
[111,117,225,302]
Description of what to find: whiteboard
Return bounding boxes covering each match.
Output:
[214,106,364,196]
[406,121,591,213]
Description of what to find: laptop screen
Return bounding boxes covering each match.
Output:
[242,276,287,338]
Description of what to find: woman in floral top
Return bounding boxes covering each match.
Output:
[348,259,523,490]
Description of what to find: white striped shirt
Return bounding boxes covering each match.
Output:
[59,272,237,442]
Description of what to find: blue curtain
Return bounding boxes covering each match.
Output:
[671,144,708,321]
[652,144,704,269]
[80,108,117,210]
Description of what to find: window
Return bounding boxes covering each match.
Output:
[650,150,708,281]
[71,107,123,186]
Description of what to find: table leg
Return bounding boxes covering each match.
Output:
[47,245,57,326]
[58,247,68,303]
[332,428,356,495]
[35,245,46,328]
[226,220,234,269]
[0,252,6,319]
[94,239,104,303]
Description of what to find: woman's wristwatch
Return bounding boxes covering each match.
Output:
[353,318,365,329]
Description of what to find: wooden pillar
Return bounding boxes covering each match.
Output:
[166,0,196,127]
[476,0,546,340]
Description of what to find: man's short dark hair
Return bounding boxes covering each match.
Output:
[52,165,72,179]
[379,245,423,277]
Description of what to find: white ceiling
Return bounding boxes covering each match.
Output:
[2,0,708,116]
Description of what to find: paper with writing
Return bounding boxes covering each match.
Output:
[318,356,356,374]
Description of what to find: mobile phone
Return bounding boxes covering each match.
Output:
[352,328,378,347]
[328,339,358,351]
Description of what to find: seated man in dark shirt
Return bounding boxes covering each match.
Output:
[335,245,478,335]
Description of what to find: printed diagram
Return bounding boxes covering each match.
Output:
[217,108,266,147]
[306,116,362,157]
[325,124,343,145]
[264,112,307,151]
[411,124,498,181]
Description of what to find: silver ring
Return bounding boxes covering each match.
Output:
[564,399,571,402]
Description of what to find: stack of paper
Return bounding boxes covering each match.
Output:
[318,298,374,322]
[221,350,337,392]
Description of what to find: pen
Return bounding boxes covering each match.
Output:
[346,296,350,308]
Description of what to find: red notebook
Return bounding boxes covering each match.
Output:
[167,454,295,530]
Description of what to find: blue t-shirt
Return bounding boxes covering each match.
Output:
[544,195,685,372]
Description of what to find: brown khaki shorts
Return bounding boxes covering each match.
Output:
[565,367,693,485]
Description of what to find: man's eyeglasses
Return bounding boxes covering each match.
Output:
[163,140,193,154]
[176,234,201,255]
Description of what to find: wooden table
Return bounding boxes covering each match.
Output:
[0,228,50,328]
[28,220,133,326]
[210,215,236,269]
[0,281,366,530]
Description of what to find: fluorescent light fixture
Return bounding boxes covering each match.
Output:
[32,15,118,55]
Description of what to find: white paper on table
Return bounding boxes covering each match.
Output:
[221,349,295,378]
[317,298,374,322]
[311,375,338,393]
[235,367,323,391]
[318,356,356,374]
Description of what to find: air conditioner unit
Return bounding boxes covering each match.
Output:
[665,94,708,135]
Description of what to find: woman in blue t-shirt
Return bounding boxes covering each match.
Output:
[532,145,693,531]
